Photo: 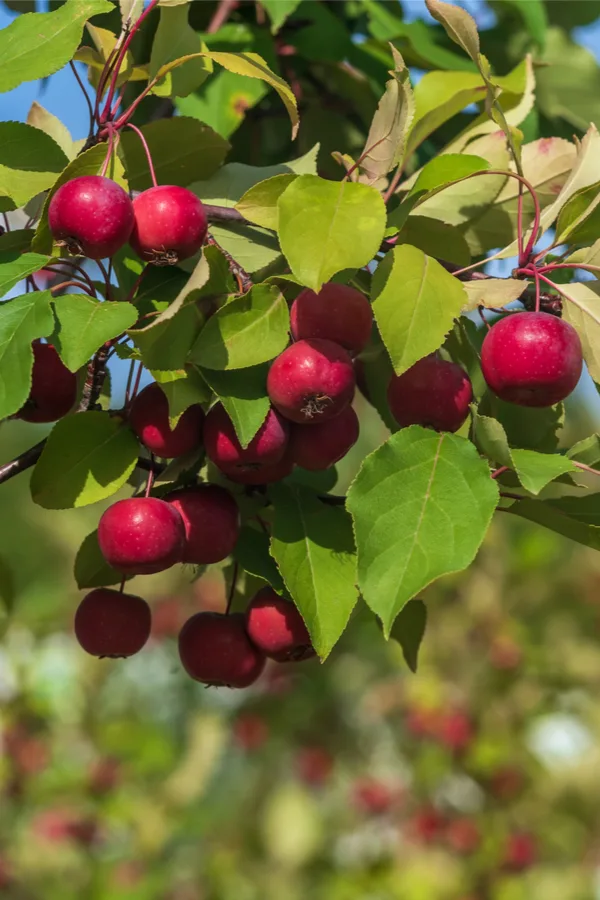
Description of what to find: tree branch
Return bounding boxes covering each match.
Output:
[204,204,249,225]
[205,232,253,293]
[207,0,238,33]
[0,440,46,484]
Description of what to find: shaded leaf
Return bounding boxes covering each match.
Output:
[0,291,54,419]
[234,525,286,594]
[149,5,211,98]
[235,174,296,230]
[199,365,270,448]
[74,528,131,589]
[389,598,427,673]
[397,216,470,266]
[0,121,68,209]
[560,281,600,384]
[53,295,138,372]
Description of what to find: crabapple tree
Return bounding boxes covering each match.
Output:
[2,0,600,692]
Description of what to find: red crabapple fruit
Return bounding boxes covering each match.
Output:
[204,403,289,473]
[178,612,265,688]
[98,497,185,575]
[267,338,355,424]
[129,382,204,458]
[74,588,151,658]
[290,283,373,354]
[166,485,240,564]
[129,185,208,265]
[48,175,134,259]
[289,405,359,470]
[387,354,473,432]
[18,342,77,423]
[245,587,315,662]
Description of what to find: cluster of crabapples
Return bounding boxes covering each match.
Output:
[16,172,586,687]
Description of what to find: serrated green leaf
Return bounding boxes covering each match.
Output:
[74,528,131,589]
[132,303,204,372]
[0,0,113,93]
[389,598,427,672]
[510,448,575,495]
[199,364,270,448]
[405,71,486,158]
[410,153,490,199]
[0,121,68,209]
[120,117,230,192]
[397,216,470,267]
[53,295,138,372]
[0,291,54,419]
[347,427,498,634]
[0,251,49,298]
[158,367,210,427]
[560,281,600,385]
[471,411,512,468]
[555,180,600,246]
[278,175,386,292]
[31,412,139,509]
[461,278,528,312]
[261,0,301,33]
[190,284,289,370]
[514,496,600,550]
[235,174,296,230]
[235,525,286,594]
[270,483,358,659]
[372,245,466,376]
[0,229,35,255]
[425,0,480,63]
[479,392,564,453]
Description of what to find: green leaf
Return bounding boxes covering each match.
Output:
[409,154,490,199]
[0,251,49,298]
[0,121,68,209]
[510,448,575,495]
[514,496,600,551]
[278,175,386,292]
[347,427,498,635]
[158,367,210,427]
[359,46,415,186]
[32,144,123,255]
[26,101,75,160]
[555,180,600,246]
[371,245,466,376]
[0,229,35,255]
[471,411,512,468]
[560,281,600,385]
[260,0,301,33]
[235,174,296,230]
[234,525,286,594]
[176,68,267,140]
[155,50,299,138]
[199,365,270,448]
[389,599,427,673]
[397,217,470,267]
[537,27,600,134]
[132,250,213,335]
[132,303,205,372]
[270,483,359,659]
[492,0,546,48]
[190,284,289,370]
[149,5,211,98]
[0,0,113,93]
[74,529,131,589]
[31,412,139,509]
[120,117,230,192]
[405,71,486,157]
[425,0,480,63]
[53,295,138,372]
[461,278,528,312]
[0,291,54,419]
[479,392,564,453]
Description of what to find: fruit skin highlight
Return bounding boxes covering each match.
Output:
[267,338,355,425]
[288,405,359,471]
[246,587,316,662]
[166,485,240,565]
[178,612,266,687]
[48,175,134,259]
[290,284,373,354]
[387,354,473,433]
[98,497,185,575]
[18,342,78,423]
[129,185,208,265]
[74,588,151,658]
[129,382,204,458]
[481,311,583,407]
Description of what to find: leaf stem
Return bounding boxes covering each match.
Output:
[100,0,160,124]
[50,279,96,297]
[126,123,158,187]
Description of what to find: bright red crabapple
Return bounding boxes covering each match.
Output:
[17,342,77,423]
[48,175,134,259]
[245,587,316,662]
[290,283,373,354]
[204,403,289,473]
[165,485,240,565]
[129,185,208,265]
[481,311,583,407]
[289,405,359,471]
[129,382,204,458]
[98,497,185,575]
[178,612,266,688]
[387,354,473,433]
[74,589,151,658]
[267,338,355,425]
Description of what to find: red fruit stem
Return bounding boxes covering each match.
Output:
[144,464,155,498]
[69,61,95,139]
[44,262,97,296]
[126,123,158,187]
[95,258,112,301]
[207,0,239,34]
[572,461,600,477]
[383,162,406,204]
[491,466,510,480]
[99,126,120,178]
[225,562,239,615]
[100,0,160,124]
[538,262,600,276]
[50,280,96,298]
[516,183,524,264]
[130,360,144,403]
[94,42,121,123]
[109,82,129,121]
[119,576,126,593]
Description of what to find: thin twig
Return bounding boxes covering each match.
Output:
[207,0,238,34]
[50,279,96,297]
[69,61,95,139]
[0,441,46,484]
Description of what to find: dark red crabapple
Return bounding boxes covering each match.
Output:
[445,818,481,855]
[48,175,134,259]
[18,342,77,423]
[489,766,524,801]
[502,832,537,871]
[204,403,289,473]
[296,746,334,787]
[165,485,240,565]
[408,807,445,845]
[387,354,473,433]
[289,405,359,471]
[178,612,266,688]
[98,497,185,575]
[481,311,583,407]
[130,185,208,265]
[233,714,269,751]
[436,710,473,753]
[290,283,373,354]
[129,382,204,458]
[222,453,294,485]
[267,338,355,425]
[245,587,315,662]
[352,778,395,815]
[74,589,151,658]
